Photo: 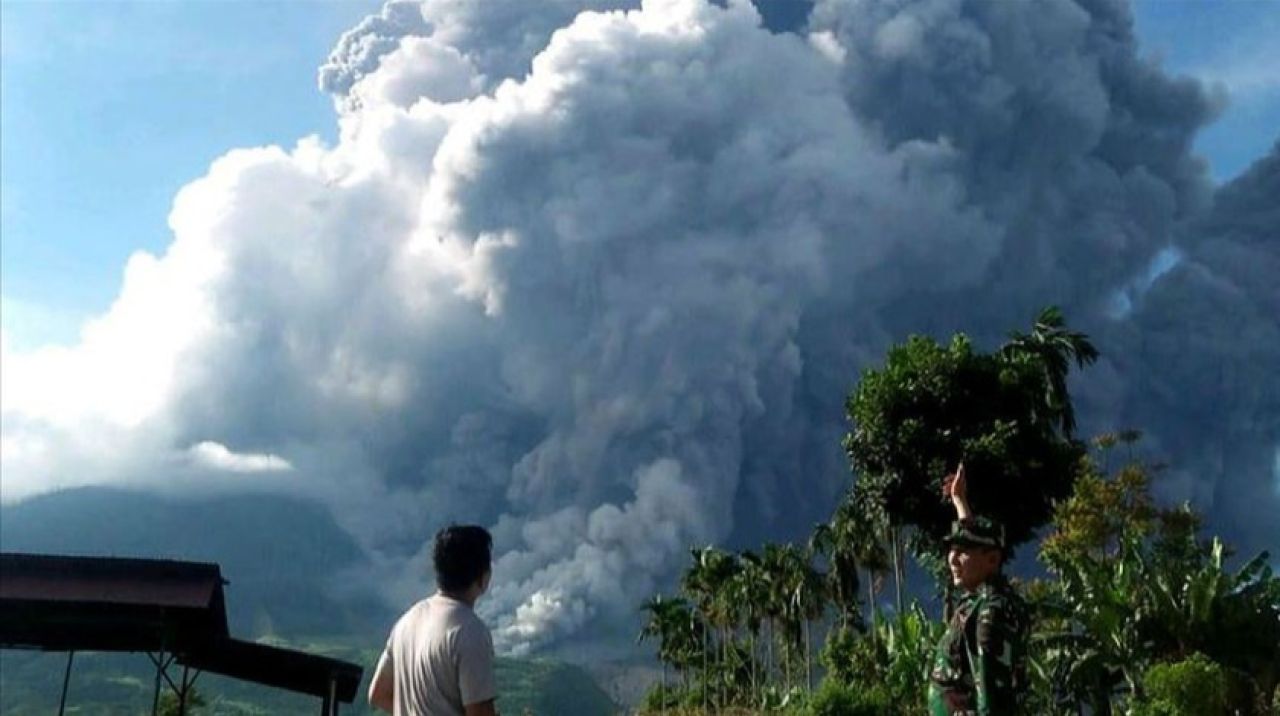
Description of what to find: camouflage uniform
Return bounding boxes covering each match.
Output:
[927,517,1028,716]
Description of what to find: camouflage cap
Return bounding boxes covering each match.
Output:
[943,516,1006,551]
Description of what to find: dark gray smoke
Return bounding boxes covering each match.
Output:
[2,0,1274,654]
[1104,142,1279,552]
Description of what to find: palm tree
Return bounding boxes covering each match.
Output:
[682,546,737,709]
[761,543,815,690]
[809,522,849,615]
[1001,305,1099,435]
[811,492,888,630]
[670,601,706,693]
[708,553,744,708]
[759,543,793,688]
[639,594,690,712]
[790,554,827,692]
[848,497,891,626]
[734,550,769,705]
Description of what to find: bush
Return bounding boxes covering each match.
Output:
[1133,654,1229,716]
[802,679,892,716]
[828,605,937,713]
[819,626,860,685]
[641,682,687,712]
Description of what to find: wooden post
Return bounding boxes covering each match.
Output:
[178,664,190,716]
[58,651,75,716]
[151,646,165,716]
[319,675,338,716]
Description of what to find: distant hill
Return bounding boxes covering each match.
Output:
[0,486,389,636]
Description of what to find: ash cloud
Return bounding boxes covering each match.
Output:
[1105,141,1279,551]
[2,0,1276,654]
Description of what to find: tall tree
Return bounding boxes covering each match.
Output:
[639,594,694,712]
[760,543,802,689]
[682,546,738,709]
[733,551,770,705]
[1000,305,1099,436]
[810,492,880,630]
[843,307,1097,572]
[790,553,827,692]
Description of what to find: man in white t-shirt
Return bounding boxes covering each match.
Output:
[369,525,499,716]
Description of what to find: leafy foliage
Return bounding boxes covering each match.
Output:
[1131,654,1230,716]
[824,604,940,714]
[1034,456,1280,714]
[843,306,1095,556]
[157,688,207,716]
[800,679,890,716]
[638,310,1278,716]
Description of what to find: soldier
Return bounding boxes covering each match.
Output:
[927,464,1028,715]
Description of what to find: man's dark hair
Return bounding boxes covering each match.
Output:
[433,525,493,593]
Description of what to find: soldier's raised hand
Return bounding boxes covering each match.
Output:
[942,462,971,519]
[942,462,967,498]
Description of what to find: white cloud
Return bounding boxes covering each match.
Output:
[188,441,294,473]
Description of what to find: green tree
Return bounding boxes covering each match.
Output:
[1036,455,1280,714]
[789,551,827,693]
[759,543,809,691]
[758,543,792,688]
[682,546,739,709]
[999,305,1099,435]
[638,595,705,711]
[639,594,683,710]
[733,550,772,705]
[843,307,1096,585]
[809,494,869,631]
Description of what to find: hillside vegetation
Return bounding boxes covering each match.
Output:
[634,310,1280,716]
[0,645,617,715]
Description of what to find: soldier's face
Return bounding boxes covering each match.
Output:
[948,545,1001,590]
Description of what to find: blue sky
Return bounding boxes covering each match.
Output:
[1,0,379,349]
[1,0,1277,352]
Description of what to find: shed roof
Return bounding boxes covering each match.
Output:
[0,552,363,705]
[0,552,228,652]
[0,552,227,609]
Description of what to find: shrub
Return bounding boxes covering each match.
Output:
[1133,654,1229,716]
[803,679,893,716]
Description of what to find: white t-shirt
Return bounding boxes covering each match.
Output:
[379,593,497,716]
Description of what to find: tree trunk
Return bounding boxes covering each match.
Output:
[890,528,905,614]
[804,619,813,692]
[766,618,774,686]
[660,662,667,716]
[702,628,709,713]
[721,627,729,709]
[866,567,875,619]
[782,627,791,691]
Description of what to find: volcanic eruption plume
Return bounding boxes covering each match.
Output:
[2,0,1275,654]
